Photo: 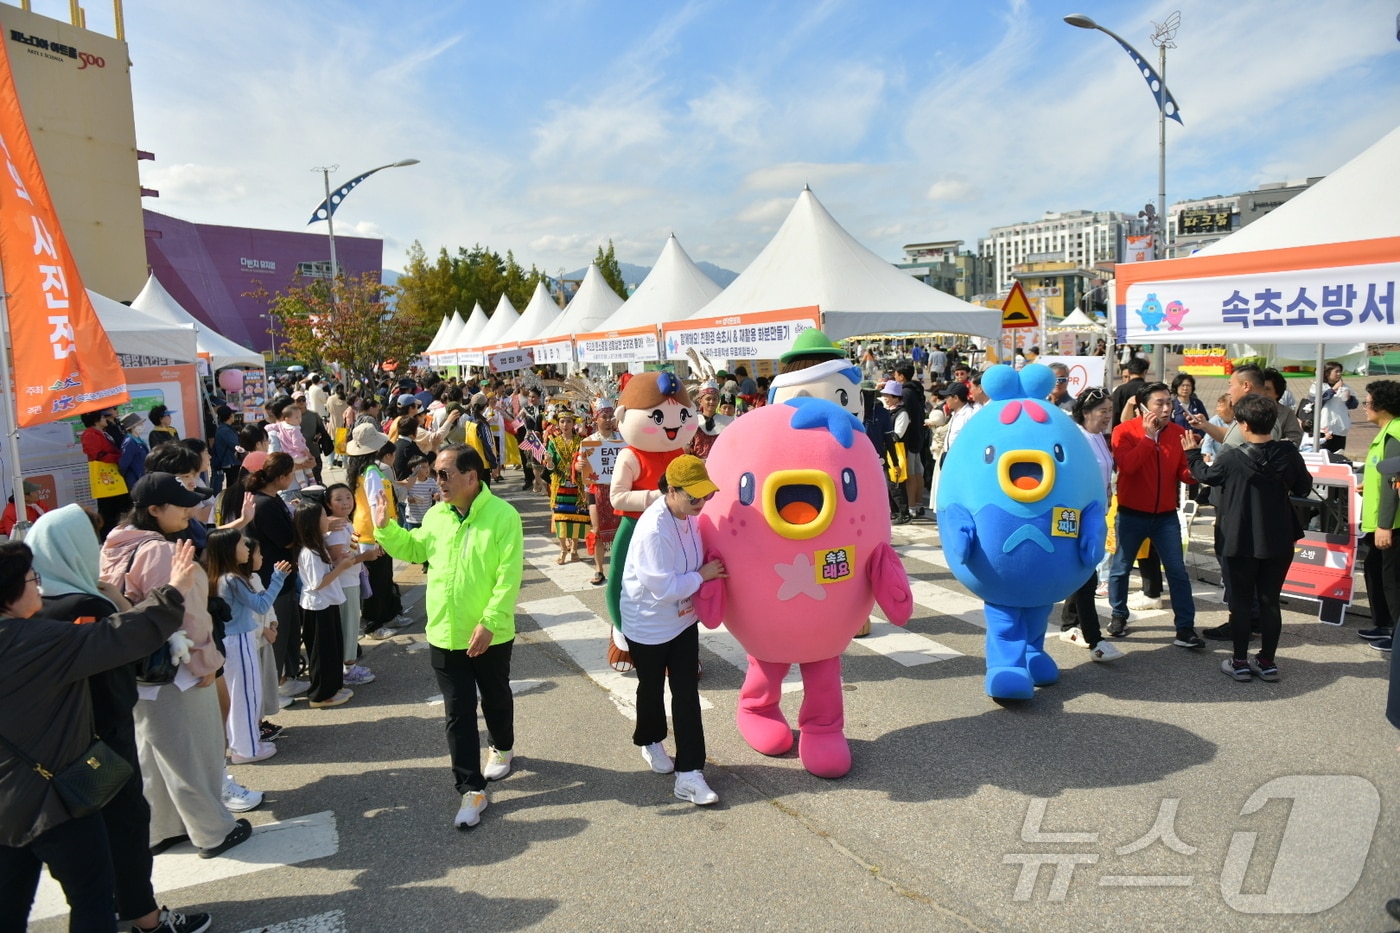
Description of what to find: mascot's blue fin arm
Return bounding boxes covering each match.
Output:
[942,503,976,565]
[1079,499,1106,567]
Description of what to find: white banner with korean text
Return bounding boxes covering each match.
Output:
[532,340,574,366]
[576,329,660,364]
[663,307,820,362]
[1120,261,1397,344]
[488,347,535,373]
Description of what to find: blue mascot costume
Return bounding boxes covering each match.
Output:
[936,364,1107,700]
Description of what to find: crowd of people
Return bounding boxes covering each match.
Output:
[2,349,1398,930]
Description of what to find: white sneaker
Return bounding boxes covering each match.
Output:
[454,790,487,829]
[1128,593,1163,611]
[309,687,353,708]
[641,742,674,774]
[343,664,376,686]
[1059,627,1091,648]
[1094,582,1109,598]
[221,775,263,813]
[229,744,278,765]
[1091,640,1125,662]
[277,679,310,698]
[483,747,513,781]
[368,626,396,641]
[277,694,293,710]
[673,770,718,805]
[391,614,414,629]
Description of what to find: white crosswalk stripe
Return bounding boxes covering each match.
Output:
[33,812,339,922]
[518,595,714,718]
[236,911,347,933]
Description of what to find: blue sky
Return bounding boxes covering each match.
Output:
[54,0,1400,280]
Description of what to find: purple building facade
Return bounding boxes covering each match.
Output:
[144,209,384,353]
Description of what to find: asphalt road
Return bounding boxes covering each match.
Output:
[29,465,1400,933]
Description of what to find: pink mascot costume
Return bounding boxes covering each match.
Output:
[696,398,912,778]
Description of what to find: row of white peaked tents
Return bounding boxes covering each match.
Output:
[420,187,1003,368]
[54,273,262,373]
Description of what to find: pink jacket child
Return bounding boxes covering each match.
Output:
[100,527,220,678]
[696,398,912,778]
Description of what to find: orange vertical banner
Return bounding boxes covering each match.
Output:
[0,28,127,427]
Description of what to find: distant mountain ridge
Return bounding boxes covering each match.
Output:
[563,260,738,294]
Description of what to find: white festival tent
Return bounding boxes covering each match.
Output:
[472,294,521,349]
[92,288,198,363]
[597,234,721,332]
[539,262,625,340]
[422,315,452,355]
[1116,124,1400,371]
[1047,307,1109,333]
[427,310,464,366]
[522,263,624,367]
[455,303,489,348]
[574,235,722,365]
[675,187,1003,360]
[501,281,562,344]
[130,274,263,372]
[450,303,495,364]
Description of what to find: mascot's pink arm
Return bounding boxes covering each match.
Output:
[694,546,726,629]
[868,541,913,625]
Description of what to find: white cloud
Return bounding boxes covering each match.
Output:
[926,175,976,203]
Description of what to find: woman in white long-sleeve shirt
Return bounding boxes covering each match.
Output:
[619,455,727,806]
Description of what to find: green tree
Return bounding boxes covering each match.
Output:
[594,239,627,298]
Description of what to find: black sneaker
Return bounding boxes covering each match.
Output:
[1173,630,1206,649]
[892,512,912,525]
[1248,655,1280,682]
[199,818,252,859]
[1358,626,1394,641]
[1203,622,1258,641]
[259,721,284,742]
[131,906,212,933]
[1371,637,1393,652]
[1107,616,1128,637]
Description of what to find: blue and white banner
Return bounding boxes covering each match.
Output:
[1120,261,1397,344]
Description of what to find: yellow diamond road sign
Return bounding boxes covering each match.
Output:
[1001,282,1039,329]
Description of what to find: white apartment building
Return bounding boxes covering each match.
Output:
[979,210,1146,295]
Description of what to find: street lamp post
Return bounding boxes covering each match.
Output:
[307,158,420,283]
[1065,11,1182,377]
[260,312,279,363]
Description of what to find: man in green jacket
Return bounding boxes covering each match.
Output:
[1359,381,1400,650]
[371,444,524,830]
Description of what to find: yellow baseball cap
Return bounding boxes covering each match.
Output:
[665,454,718,499]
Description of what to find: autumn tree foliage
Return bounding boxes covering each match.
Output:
[248,271,419,381]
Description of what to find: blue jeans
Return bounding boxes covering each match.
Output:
[1110,508,1196,632]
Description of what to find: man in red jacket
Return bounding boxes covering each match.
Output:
[1107,382,1203,647]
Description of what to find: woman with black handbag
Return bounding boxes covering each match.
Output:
[27,504,214,933]
[0,536,198,933]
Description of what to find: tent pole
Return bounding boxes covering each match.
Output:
[0,286,33,540]
[1313,343,1325,451]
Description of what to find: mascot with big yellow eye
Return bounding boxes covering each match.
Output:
[935,363,1107,701]
[606,371,699,630]
[695,398,912,778]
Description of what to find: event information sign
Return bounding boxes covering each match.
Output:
[663,308,819,361]
[576,328,660,364]
[1121,263,1396,343]
[533,340,574,366]
[580,437,623,484]
[488,347,534,373]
